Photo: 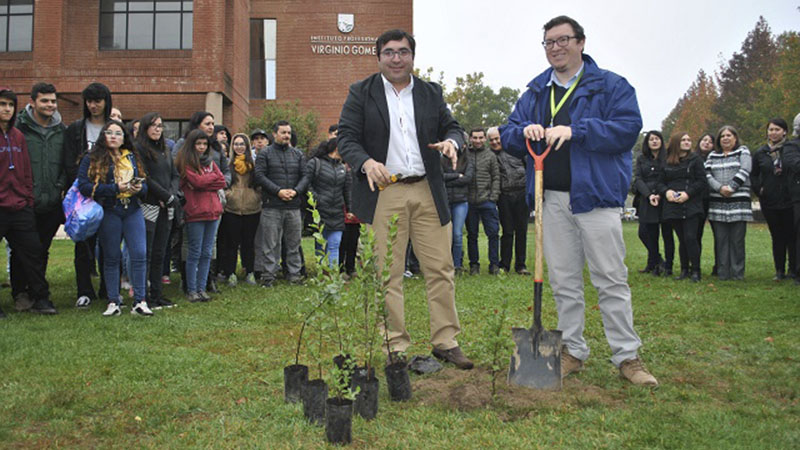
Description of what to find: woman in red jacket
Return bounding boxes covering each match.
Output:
[175,129,226,302]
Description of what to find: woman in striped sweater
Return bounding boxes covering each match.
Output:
[705,126,753,280]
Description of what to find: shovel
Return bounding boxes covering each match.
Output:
[508,141,562,390]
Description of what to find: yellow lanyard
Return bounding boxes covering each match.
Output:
[549,69,583,127]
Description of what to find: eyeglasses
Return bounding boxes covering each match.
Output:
[541,35,578,49]
[150,124,164,130]
[380,48,412,59]
[104,130,124,137]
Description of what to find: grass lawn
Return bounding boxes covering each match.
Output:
[0,222,798,448]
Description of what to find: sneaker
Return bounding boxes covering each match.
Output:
[432,346,474,370]
[14,292,34,311]
[75,295,92,308]
[147,298,163,310]
[131,301,154,316]
[198,291,212,302]
[102,303,121,316]
[161,275,171,285]
[227,274,238,287]
[488,265,500,275]
[619,357,658,386]
[187,292,203,303]
[403,270,413,278]
[561,347,584,378]
[158,297,176,308]
[245,273,257,285]
[516,268,531,276]
[286,275,305,285]
[30,299,58,315]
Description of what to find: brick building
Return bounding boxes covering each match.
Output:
[0,0,412,141]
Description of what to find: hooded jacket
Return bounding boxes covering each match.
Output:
[500,54,642,213]
[0,126,34,211]
[16,104,67,213]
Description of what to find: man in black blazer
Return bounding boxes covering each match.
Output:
[338,29,473,369]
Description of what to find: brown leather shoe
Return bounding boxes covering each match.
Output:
[561,347,584,378]
[432,346,474,370]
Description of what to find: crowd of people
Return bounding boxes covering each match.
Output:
[633,118,800,283]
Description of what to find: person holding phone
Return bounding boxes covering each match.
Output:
[77,120,151,316]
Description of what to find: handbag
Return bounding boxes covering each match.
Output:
[62,179,104,242]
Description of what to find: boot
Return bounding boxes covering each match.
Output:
[675,268,689,280]
[690,270,701,283]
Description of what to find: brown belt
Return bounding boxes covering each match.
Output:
[397,174,426,184]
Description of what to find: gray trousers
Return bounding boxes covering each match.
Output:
[258,208,302,281]
[711,221,746,280]
[542,191,641,367]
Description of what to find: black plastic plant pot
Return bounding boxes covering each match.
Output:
[302,379,328,426]
[284,364,308,403]
[384,362,412,401]
[325,398,353,445]
[353,374,379,420]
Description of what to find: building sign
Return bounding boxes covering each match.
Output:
[310,14,376,56]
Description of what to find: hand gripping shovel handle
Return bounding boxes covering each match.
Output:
[525,140,551,340]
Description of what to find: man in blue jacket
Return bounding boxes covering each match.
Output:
[500,16,657,386]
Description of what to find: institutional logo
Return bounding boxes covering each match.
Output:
[337,14,354,33]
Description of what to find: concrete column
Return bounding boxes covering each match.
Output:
[205,92,224,123]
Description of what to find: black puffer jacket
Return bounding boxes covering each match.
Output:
[254,142,310,209]
[658,152,706,220]
[751,143,792,210]
[443,149,474,204]
[783,139,800,203]
[494,149,526,194]
[138,140,179,206]
[307,155,350,231]
[633,152,665,224]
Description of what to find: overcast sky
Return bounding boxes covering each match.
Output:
[413,0,799,131]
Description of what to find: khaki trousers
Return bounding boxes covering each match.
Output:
[370,180,461,352]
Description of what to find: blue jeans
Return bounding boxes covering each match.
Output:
[466,200,500,267]
[186,220,220,293]
[315,228,343,268]
[450,202,468,268]
[98,204,147,304]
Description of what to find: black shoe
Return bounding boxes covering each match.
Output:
[488,265,500,275]
[206,278,219,294]
[652,263,663,276]
[469,265,480,276]
[159,297,176,308]
[30,298,58,315]
[690,271,701,283]
[675,269,689,281]
[773,272,786,281]
[260,277,274,288]
[638,264,654,274]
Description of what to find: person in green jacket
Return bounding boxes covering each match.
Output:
[10,82,66,313]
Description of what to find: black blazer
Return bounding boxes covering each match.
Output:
[337,73,465,225]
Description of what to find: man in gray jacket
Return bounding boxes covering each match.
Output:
[10,82,65,314]
[488,126,530,275]
[253,120,309,287]
[466,128,500,275]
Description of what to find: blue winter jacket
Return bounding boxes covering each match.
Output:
[499,54,642,214]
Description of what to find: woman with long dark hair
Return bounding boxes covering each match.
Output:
[705,126,753,280]
[77,120,151,316]
[219,133,261,285]
[175,129,227,302]
[633,131,673,275]
[661,132,706,282]
[306,138,350,268]
[752,118,795,280]
[694,133,716,274]
[136,113,179,308]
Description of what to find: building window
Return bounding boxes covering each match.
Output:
[99,0,192,50]
[162,120,190,143]
[0,0,33,52]
[250,19,276,100]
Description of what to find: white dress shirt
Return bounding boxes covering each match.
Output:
[382,75,426,177]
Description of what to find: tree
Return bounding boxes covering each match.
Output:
[712,16,778,142]
[445,72,519,131]
[244,101,321,152]
[662,70,718,140]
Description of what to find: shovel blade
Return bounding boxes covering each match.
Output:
[508,327,562,390]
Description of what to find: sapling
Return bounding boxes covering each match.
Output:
[376,216,399,365]
[482,292,512,398]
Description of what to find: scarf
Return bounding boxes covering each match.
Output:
[233,153,252,175]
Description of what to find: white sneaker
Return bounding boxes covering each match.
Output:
[102,303,121,316]
[131,301,154,316]
[76,295,92,308]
